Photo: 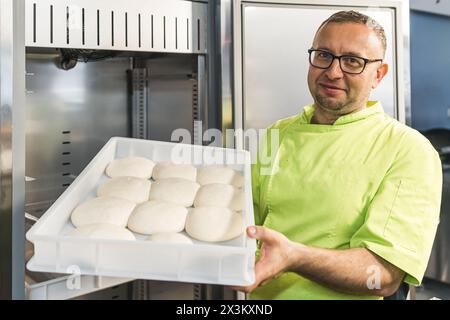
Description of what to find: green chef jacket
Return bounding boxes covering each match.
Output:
[250,101,442,300]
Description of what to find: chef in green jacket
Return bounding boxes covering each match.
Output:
[234,10,443,299]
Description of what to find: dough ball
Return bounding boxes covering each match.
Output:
[194,183,245,211]
[127,200,188,235]
[147,232,193,244]
[197,165,244,188]
[185,207,245,242]
[66,223,136,241]
[149,178,200,207]
[105,156,155,179]
[231,172,244,188]
[152,162,197,181]
[97,177,151,203]
[71,196,136,228]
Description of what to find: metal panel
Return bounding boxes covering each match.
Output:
[196,54,208,144]
[0,0,26,300]
[410,0,450,18]
[145,54,197,142]
[131,68,148,139]
[232,0,410,148]
[25,52,130,216]
[146,281,196,300]
[217,0,234,143]
[25,0,207,54]
[67,5,83,48]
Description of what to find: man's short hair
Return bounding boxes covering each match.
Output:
[317,10,387,57]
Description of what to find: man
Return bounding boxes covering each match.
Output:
[235,11,442,299]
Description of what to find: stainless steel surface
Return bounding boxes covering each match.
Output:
[0,0,219,301]
[219,0,234,146]
[143,281,196,300]
[25,52,130,216]
[196,54,208,144]
[146,54,198,142]
[398,0,411,126]
[0,0,26,300]
[233,0,408,137]
[205,0,218,134]
[25,0,207,54]
[24,51,209,300]
[24,51,209,299]
[410,0,450,18]
[131,282,235,300]
[72,281,131,300]
[131,68,148,139]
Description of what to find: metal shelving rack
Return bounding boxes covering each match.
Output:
[1,0,216,300]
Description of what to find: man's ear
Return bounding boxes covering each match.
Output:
[372,63,388,89]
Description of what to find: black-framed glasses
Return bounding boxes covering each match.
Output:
[308,48,383,74]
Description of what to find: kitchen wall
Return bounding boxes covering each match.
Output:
[410,10,450,131]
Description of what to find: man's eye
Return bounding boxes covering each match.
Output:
[343,57,363,66]
[317,52,330,59]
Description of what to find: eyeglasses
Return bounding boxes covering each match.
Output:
[308,48,383,74]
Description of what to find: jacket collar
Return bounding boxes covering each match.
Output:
[299,101,384,125]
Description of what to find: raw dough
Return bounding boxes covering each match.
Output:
[97,176,151,203]
[194,183,245,211]
[152,162,197,181]
[127,200,188,235]
[66,223,136,241]
[231,172,245,188]
[71,196,136,228]
[197,165,244,188]
[185,207,245,242]
[147,232,193,244]
[105,156,155,179]
[149,178,200,207]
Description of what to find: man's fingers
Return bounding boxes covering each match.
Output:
[230,282,259,293]
[246,226,275,243]
[231,258,274,293]
[234,226,287,293]
[254,257,273,285]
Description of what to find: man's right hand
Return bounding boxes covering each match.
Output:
[231,225,300,293]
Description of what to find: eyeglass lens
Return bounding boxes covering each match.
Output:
[310,50,366,74]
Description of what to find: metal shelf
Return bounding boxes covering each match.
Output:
[25,0,207,53]
[26,274,133,300]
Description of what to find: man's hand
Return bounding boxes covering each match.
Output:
[232,225,405,296]
[232,226,302,293]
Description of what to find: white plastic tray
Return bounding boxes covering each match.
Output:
[26,137,256,286]
[26,274,133,300]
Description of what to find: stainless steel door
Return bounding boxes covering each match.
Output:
[25,52,130,216]
[0,0,26,300]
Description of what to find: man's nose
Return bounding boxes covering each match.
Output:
[324,58,344,79]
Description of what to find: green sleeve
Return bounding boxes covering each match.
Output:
[350,132,442,285]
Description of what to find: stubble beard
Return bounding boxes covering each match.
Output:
[314,92,359,116]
